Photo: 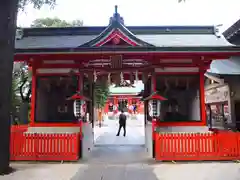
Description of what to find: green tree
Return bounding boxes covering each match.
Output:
[94,82,110,109]
[93,77,109,124]
[11,62,31,125]
[19,0,56,10]
[0,0,56,174]
[31,17,83,27]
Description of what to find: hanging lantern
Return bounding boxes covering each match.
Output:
[74,99,83,118]
[67,92,91,119]
[143,91,167,119]
[148,99,162,118]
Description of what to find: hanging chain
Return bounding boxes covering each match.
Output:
[108,73,111,84]
[93,70,97,82]
[135,70,139,83]
[120,72,124,85]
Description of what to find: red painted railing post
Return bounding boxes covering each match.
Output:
[34,133,38,161]
[152,119,157,158]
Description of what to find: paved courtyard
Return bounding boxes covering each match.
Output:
[0,162,85,180]
[93,116,145,146]
[71,146,240,180]
[72,116,240,180]
[2,116,240,180]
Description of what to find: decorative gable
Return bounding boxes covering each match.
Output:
[80,5,154,47]
[94,29,139,47]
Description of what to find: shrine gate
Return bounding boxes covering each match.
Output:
[11,6,240,161]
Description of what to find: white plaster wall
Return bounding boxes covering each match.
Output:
[157,126,209,132]
[81,122,94,160]
[145,122,153,157]
[189,91,201,120]
[27,127,80,133]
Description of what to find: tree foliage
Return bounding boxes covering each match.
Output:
[18,0,56,10]
[11,63,31,124]
[0,0,60,174]
[94,82,110,109]
[13,62,31,103]
[31,17,83,27]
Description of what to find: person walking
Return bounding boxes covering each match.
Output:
[116,110,127,136]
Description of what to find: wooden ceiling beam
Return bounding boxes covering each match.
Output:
[15,51,237,62]
[37,62,202,70]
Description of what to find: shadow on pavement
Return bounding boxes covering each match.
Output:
[71,146,159,180]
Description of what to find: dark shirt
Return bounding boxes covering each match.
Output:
[133,106,137,111]
[119,113,127,125]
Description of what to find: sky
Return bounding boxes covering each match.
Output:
[17,0,240,32]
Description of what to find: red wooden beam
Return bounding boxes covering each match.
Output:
[39,64,84,69]
[30,64,37,126]
[14,51,240,62]
[199,67,207,126]
[38,63,203,71]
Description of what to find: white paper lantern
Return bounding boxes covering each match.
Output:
[73,100,86,118]
[148,99,161,118]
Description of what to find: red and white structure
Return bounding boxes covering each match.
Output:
[11,6,240,161]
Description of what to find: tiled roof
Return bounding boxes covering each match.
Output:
[15,34,231,49]
[15,7,231,49]
[208,56,240,75]
[223,19,240,43]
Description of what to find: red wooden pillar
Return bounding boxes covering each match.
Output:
[151,72,157,159]
[199,68,206,125]
[136,98,140,114]
[30,64,37,126]
[77,73,83,158]
[127,97,130,114]
[104,100,109,113]
[114,96,118,113]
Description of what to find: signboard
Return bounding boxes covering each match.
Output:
[205,85,229,104]
[210,104,225,129]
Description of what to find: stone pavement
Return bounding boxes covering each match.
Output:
[0,162,86,180]
[3,116,240,180]
[93,118,145,146]
[72,116,240,180]
[71,145,240,180]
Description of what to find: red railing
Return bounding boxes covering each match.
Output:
[11,125,29,132]
[10,125,29,161]
[155,132,240,161]
[11,131,80,161]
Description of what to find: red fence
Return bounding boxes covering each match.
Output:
[11,125,29,132]
[10,128,80,161]
[155,132,240,161]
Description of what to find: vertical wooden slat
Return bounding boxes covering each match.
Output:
[155,131,240,161]
[10,132,80,161]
